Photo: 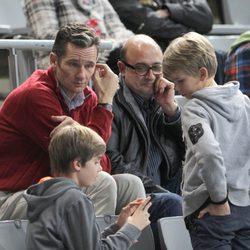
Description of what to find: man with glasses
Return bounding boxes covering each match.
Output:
[106,34,185,249]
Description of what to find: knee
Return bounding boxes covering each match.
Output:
[113,174,146,197]
[150,193,183,217]
[97,171,117,194]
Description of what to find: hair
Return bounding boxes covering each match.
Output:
[49,124,106,175]
[120,44,127,62]
[52,23,100,60]
[162,32,217,79]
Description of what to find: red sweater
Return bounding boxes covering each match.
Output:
[0,67,113,191]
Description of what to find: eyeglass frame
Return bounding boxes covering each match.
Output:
[120,60,162,76]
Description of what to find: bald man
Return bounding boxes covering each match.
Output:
[106,35,185,248]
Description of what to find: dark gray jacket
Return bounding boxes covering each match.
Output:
[109,0,213,48]
[107,82,185,194]
[23,178,141,250]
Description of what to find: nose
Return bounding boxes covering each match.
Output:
[76,65,87,79]
[144,68,155,79]
[174,83,180,92]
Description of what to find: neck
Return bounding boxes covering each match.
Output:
[204,78,217,88]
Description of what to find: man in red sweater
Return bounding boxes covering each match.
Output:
[0,23,145,219]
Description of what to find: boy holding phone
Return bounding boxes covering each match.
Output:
[24,124,151,249]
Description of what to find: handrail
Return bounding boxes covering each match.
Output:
[0,39,113,90]
[0,39,113,51]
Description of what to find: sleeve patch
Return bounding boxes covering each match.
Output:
[188,123,204,144]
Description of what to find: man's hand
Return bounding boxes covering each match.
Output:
[50,115,79,138]
[198,201,231,219]
[154,76,178,116]
[154,9,169,18]
[92,63,119,104]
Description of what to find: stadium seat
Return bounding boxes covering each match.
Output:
[0,217,155,250]
[157,216,193,250]
[0,220,28,250]
[0,0,29,36]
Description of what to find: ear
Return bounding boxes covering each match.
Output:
[49,52,58,67]
[199,67,208,81]
[117,60,126,76]
[72,159,81,172]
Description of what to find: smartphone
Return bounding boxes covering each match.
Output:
[143,193,155,209]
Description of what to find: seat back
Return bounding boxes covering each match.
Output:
[157,216,193,250]
[96,215,155,250]
[0,220,28,250]
[221,0,250,25]
[0,0,28,36]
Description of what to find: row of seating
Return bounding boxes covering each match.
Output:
[0,216,191,250]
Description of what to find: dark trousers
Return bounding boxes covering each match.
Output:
[185,204,250,250]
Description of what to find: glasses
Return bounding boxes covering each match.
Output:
[121,61,162,76]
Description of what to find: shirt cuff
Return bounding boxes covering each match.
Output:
[98,103,113,112]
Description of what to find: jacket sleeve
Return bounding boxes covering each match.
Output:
[60,198,140,250]
[23,0,59,39]
[109,0,212,41]
[162,0,213,34]
[107,110,169,193]
[182,103,228,203]
[101,0,134,46]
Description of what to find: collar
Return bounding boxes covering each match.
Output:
[131,91,155,111]
[59,86,85,111]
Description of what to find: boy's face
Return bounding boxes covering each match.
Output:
[77,155,102,187]
[169,71,203,99]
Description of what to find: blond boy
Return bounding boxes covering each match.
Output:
[163,32,250,249]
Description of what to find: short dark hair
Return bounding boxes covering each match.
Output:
[52,23,100,60]
[120,44,127,62]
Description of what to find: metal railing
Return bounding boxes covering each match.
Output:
[0,39,112,90]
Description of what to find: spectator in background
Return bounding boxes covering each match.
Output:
[108,0,213,50]
[22,0,134,74]
[0,23,145,220]
[224,31,250,97]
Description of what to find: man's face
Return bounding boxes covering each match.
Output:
[120,42,163,100]
[51,43,98,99]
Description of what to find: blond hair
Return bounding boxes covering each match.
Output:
[163,32,217,79]
[49,124,105,175]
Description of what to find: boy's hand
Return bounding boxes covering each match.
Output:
[198,201,231,219]
[116,197,150,228]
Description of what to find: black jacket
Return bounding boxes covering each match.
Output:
[107,82,185,194]
[109,0,213,48]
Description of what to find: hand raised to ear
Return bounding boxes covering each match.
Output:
[92,63,119,104]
